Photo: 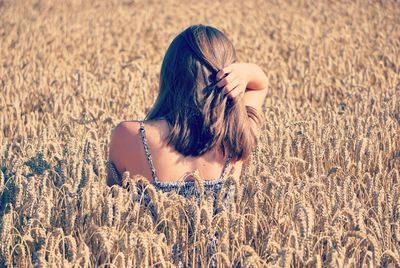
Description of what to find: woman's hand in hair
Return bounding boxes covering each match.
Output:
[215,63,249,99]
[216,63,268,99]
[216,63,268,112]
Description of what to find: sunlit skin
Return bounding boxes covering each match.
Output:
[107,62,268,186]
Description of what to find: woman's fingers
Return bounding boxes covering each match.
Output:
[216,70,225,81]
[224,85,239,98]
[229,86,245,98]
[215,64,246,98]
[216,73,238,88]
[216,65,234,81]
[222,78,241,96]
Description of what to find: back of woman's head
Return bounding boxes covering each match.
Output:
[146,24,260,162]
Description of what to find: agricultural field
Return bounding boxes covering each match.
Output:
[0,0,399,267]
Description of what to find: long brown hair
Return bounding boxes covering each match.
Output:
[146,25,261,162]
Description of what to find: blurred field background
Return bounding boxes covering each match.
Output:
[0,0,399,267]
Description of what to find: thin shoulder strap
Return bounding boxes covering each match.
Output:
[139,120,158,182]
[219,153,233,180]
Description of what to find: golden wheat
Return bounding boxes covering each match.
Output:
[0,0,399,266]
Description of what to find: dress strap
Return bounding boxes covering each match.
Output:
[219,153,233,180]
[139,120,158,182]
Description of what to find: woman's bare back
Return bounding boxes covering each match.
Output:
[107,119,244,186]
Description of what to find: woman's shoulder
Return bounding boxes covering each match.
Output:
[109,120,142,160]
[111,119,168,144]
[112,120,141,136]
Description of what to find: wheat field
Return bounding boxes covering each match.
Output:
[0,0,399,267]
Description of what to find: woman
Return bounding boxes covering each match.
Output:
[106,25,268,199]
